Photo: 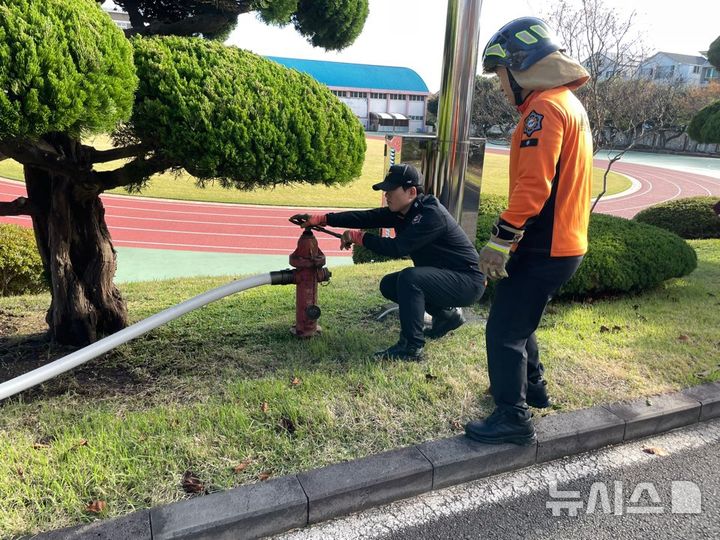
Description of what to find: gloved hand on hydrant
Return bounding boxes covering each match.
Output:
[340,230,364,250]
[290,214,327,228]
[478,219,524,280]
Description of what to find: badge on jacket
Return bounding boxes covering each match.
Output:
[523,111,544,137]
[412,214,422,225]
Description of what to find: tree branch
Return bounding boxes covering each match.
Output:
[89,144,150,164]
[124,12,235,38]
[93,155,172,191]
[0,196,36,217]
[0,141,83,179]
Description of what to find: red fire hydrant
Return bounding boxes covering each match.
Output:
[270,228,331,337]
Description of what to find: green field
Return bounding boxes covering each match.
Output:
[0,240,718,537]
[0,136,630,208]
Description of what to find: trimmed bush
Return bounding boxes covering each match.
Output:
[354,191,697,299]
[476,195,696,298]
[352,229,401,264]
[0,224,47,296]
[559,214,696,297]
[634,196,720,239]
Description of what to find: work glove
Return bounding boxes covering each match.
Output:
[478,219,524,280]
[340,230,364,250]
[291,213,327,228]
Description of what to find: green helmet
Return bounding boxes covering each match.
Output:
[482,17,563,73]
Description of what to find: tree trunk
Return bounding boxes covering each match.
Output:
[25,166,128,346]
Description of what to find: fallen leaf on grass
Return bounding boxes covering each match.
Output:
[258,472,272,481]
[260,402,270,413]
[678,334,690,342]
[643,446,668,456]
[32,443,50,450]
[450,420,463,431]
[233,460,252,473]
[73,439,88,448]
[16,467,24,479]
[291,377,301,387]
[181,471,205,494]
[86,500,107,514]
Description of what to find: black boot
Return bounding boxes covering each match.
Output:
[374,338,424,361]
[464,408,536,446]
[424,308,465,339]
[526,377,551,408]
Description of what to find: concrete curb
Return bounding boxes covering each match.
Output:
[33,381,720,540]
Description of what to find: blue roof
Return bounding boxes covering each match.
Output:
[266,57,429,93]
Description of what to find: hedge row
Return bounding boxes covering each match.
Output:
[352,193,698,299]
[634,196,720,239]
[0,224,47,296]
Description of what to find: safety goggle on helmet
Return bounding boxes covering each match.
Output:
[482,17,564,73]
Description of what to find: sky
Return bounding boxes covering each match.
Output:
[223,0,719,92]
[101,0,719,93]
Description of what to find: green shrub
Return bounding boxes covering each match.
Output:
[634,197,720,239]
[353,191,697,299]
[475,194,696,298]
[0,224,47,296]
[352,229,400,264]
[559,214,696,297]
[474,193,510,247]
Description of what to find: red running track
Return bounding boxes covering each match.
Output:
[486,147,720,218]
[1,155,719,254]
[0,179,350,256]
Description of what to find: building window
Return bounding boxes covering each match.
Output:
[408,95,426,101]
[693,65,701,74]
[370,92,386,99]
[331,90,347,97]
[349,91,367,98]
[409,115,424,121]
[654,65,675,79]
[389,93,406,100]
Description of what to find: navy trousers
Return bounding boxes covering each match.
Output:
[486,252,583,420]
[380,267,485,348]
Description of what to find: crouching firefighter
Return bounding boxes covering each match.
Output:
[291,163,485,361]
[464,17,593,446]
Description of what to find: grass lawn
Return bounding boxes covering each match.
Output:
[0,136,630,208]
[1,240,718,537]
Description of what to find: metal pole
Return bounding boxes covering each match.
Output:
[431,0,484,238]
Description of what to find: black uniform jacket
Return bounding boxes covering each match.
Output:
[326,195,481,273]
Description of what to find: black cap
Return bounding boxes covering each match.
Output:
[372,163,424,191]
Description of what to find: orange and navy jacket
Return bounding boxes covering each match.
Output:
[499,86,593,257]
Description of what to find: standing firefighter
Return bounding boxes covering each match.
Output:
[292,164,485,361]
[465,17,593,445]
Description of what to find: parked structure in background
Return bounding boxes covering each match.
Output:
[581,53,637,81]
[102,1,131,29]
[268,57,430,133]
[582,51,720,86]
[637,52,719,86]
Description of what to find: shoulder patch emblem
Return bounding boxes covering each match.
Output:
[523,111,544,137]
[412,214,422,225]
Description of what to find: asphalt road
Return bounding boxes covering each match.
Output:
[275,419,720,540]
